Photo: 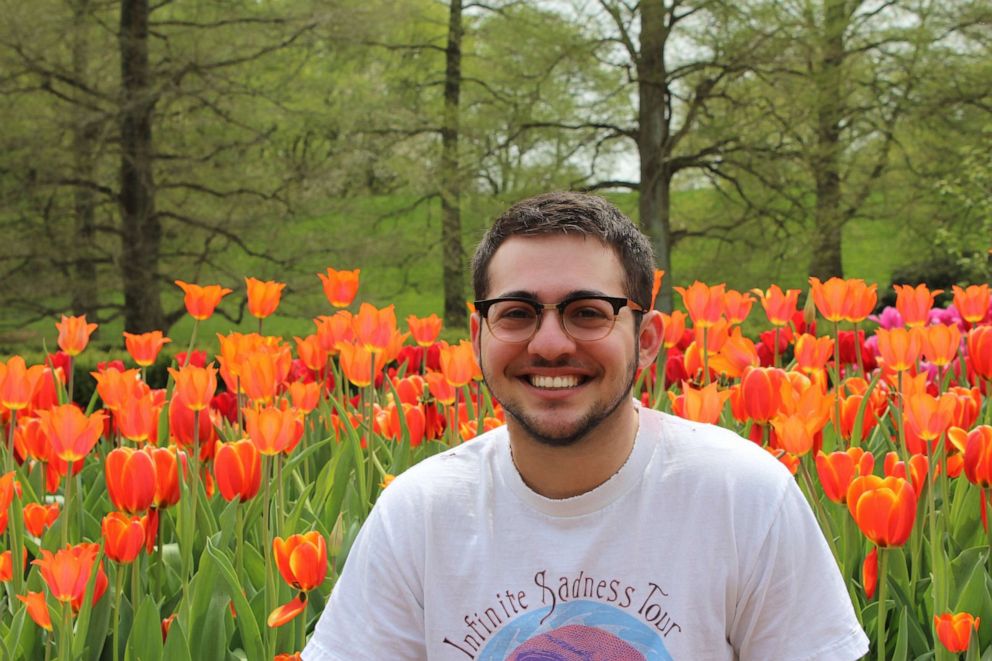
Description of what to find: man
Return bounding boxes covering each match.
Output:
[303,192,868,660]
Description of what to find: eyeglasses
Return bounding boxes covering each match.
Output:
[474,295,645,343]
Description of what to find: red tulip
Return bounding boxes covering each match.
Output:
[16,592,52,630]
[816,448,874,504]
[934,612,980,653]
[33,543,108,611]
[105,447,156,513]
[273,531,327,591]
[214,440,262,503]
[101,512,146,564]
[23,502,60,537]
[862,547,878,600]
[847,475,917,547]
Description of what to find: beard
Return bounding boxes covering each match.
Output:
[480,337,640,448]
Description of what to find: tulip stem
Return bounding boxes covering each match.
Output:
[67,356,74,405]
[262,455,276,658]
[62,466,72,546]
[702,329,710,386]
[876,547,888,661]
[235,505,246,588]
[182,320,199,367]
[773,327,780,368]
[832,321,842,439]
[59,601,72,661]
[984,488,992,578]
[112,566,124,661]
[854,322,864,377]
[131,558,141,617]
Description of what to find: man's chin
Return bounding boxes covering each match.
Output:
[507,411,597,448]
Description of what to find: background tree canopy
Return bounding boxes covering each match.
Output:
[0,0,989,346]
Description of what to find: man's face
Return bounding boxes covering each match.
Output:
[471,234,658,447]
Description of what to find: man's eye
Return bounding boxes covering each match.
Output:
[494,305,535,321]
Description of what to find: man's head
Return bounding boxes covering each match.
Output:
[471,192,655,309]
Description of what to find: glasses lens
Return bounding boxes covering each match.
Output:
[487,300,538,341]
[563,298,616,340]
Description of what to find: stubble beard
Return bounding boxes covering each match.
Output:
[480,338,640,448]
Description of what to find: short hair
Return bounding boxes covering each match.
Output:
[471,191,656,308]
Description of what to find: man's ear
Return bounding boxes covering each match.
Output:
[470,313,482,364]
[637,310,664,370]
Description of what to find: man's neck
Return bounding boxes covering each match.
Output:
[507,403,640,499]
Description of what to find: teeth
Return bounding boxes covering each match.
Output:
[529,375,580,389]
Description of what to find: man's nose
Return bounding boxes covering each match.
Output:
[527,309,576,359]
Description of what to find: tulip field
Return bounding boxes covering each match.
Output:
[1,270,991,660]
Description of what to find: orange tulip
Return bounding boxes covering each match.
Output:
[844,280,877,323]
[669,381,729,425]
[835,393,879,442]
[883,452,928,496]
[707,328,758,379]
[903,392,957,445]
[314,311,354,353]
[273,531,327,592]
[175,281,232,320]
[674,281,725,328]
[353,303,397,354]
[214,439,262,502]
[287,380,320,414]
[847,475,917,547]
[952,284,990,324]
[659,311,687,348]
[239,345,292,405]
[949,426,992,488]
[33,542,108,610]
[268,595,307,628]
[16,592,52,631]
[123,331,171,367]
[920,323,962,367]
[168,364,218,411]
[649,270,665,309]
[244,405,302,456]
[14,416,49,463]
[934,612,980,653]
[337,342,384,388]
[793,334,834,375]
[967,326,992,379]
[808,277,848,322]
[875,327,922,372]
[101,512,146,564]
[752,285,801,327]
[0,356,46,411]
[737,367,786,424]
[862,548,878,600]
[722,290,754,325]
[815,448,874,504]
[117,390,162,444]
[894,284,942,327]
[439,340,479,388]
[105,447,156,513]
[294,334,328,374]
[245,277,286,319]
[317,267,360,308]
[144,446,186,509]
[91,368,143,411]
[37,405,106,462]
[771,413,821,456]
[55,315,97,356]
[23,502,60,537]
[1,549,23,582]
[168,389,218,457]
[407,314,443,347]
[424,370,456,405]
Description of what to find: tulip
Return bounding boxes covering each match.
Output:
[55,315,97,356]
[0,356,46,411]
[337,342,381,388]
[949,426,992,488]
[244,405,302,456]
[214,439,262,502]
[33,542,109,610]
[424,370,456,405]
[659,311,687,348]
[168,364,218,412]
[862,548,878,600]
[117,390,162,443]
[967,326,992,380]
[674,281,725,328]
[16,592,52,631]
[287,380,320,413]
[722,290,754,325]
[101,512,146,564]
[439,340,479,388]
[708,328,758,379]
[245,277,286,319]
[268,595,307,628]
[38,405,106,463]
[294,334,328,374]
[894,284,942,327]
[843,280,877,323]
[669,381,729,425]
[106,447,157,513]
[771,413,820,456]
[816,448,874,503]
[175,280,232,320]
[952,284,990,324]
[933,612,980,653]
[91,368,143,411]
[353,303,398,354]
[273,531,327,592]
[23,502,60,537]
[752,285,801,327]
[738,367,787,424]
[314,311,354,353]
[847,475,917,547]
[793,334,834,375]
[835,394,879,443]
[0,548,27,582]
[123,331,172,367]
[920,323,962,367]
[875,327,923,372]
[808,277,848,322]
[407,314,443,347]
[317,267,360,308]
[143,446,186,509]
[883,452,928,496]
[168,390,218,459]
[903,392,957,446]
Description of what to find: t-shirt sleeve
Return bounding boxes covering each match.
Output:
[301,502,427,660]
[729,476,870,661]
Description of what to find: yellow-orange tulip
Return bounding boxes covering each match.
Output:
[123,330,171,367]
[245,277,286,319]
[407,314,443,347]
[168,365,218,411]
[317,267,360,308]
[55,315,97,356]
[353,303,397,354]
[0,356,46,411]
[808,277,848,322]
[722,290,754,325]
[793,334,834,375]
[920,323,962,366]
[337,342,385,388]
[314,311,354,353]
[273,531,327,592]
[659,311,687,348]
[16,592,52,631]
[952,284,990,324]
[38,405,106,462]
[439,340,479,388]
[894,284,942,327]
[244,405,302,456]
[816,448,874,503]
[875,327,922,372]
[33,542,108,611]
[847,475,917,547]
[674,281,725,328]
[844,280,877,323]
[669,381,729,425]
[175,281,232,320]
[91,368,143,411]
[752,285,800,327]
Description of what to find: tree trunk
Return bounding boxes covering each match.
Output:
[70,0,99,320]
[807,0,847,279]
[119,0,165,332]
[441,0,466,329]
[637,0,674,312]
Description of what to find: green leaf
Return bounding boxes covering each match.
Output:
[893,607,908,661]
[185,536,230,661]
[124,597,163,661]
[162,618,193,661]
[204,539,265,661]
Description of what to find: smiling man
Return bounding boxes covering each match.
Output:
[303,192,868,660]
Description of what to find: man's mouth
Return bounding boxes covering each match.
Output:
[527,375,584,389]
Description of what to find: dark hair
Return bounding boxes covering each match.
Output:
[472,191,655,307]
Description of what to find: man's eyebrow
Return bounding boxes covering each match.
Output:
[494,289,609,300]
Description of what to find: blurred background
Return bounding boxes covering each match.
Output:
[0,0,989,352]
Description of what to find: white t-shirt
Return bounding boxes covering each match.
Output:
[303,405,869,660]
